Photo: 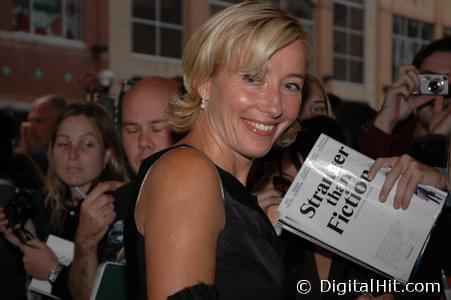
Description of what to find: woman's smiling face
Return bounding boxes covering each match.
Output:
[202,40,307,159]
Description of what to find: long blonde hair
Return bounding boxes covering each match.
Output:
[46,104,128,229]
[168,1,309,134]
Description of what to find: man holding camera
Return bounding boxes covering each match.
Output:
[0,110,28,300]
[360,36,451,159]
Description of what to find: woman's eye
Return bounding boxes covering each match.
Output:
[313,106,327,114]
[283,82,302,92]
[81,142,95,149]
[243,74,261,85]
[56,143,68,148]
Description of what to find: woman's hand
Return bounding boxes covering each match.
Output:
[74,181,123,250]
[256,188,283,225]
[21,239,59,280]
[368,154,447,210]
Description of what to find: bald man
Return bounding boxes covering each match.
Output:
[16,95,66,172]
[121,76,179,174]
[68,76,180,300]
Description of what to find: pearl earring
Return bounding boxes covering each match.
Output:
[200,98,207,110]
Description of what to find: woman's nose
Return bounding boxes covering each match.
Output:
[68,145,80,159]
[260,86,283,119]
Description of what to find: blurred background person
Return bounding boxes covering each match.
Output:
[298,74,334,121]
[1,103,128,299]
[0,109,29,300]
[15,95,67,174]
[68,75,181,300]
[360,36,451,159]
[120,76,180,175]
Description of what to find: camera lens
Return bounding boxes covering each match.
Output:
[428,79,444,94]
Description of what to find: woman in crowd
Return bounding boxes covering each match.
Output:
[124,2,308,299]
[0,103,127,299]
[252,115,448,299]
[298,73,334,121]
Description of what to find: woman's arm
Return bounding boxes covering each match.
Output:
[136,148,225,300]
[21,239,59,279]
[68,181,123,300]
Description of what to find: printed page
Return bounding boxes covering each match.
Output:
[278,134,446,283]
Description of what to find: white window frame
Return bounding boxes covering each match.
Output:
[333,0,365,83]
[279,0,315,72]
[445,27,451,37]
[131,0,183,60]
[392,15,433,80]
[208,0,315,65]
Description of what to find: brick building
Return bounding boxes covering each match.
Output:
[0,0,108,108]
[1,0,451,111]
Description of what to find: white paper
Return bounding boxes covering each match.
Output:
[28,235,74,299]
[278,133,447,283]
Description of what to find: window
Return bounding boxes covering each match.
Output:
[132,0,183,59]
[333,0,364,83]
[444,27,451,37]
[210,0,314,43]
[12,0,82,40]
[209,0,242,15]
[208,0,315,69]
[392,16,433,79]
[280,0,315,71]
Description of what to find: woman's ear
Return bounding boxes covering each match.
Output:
[197,79,211,101]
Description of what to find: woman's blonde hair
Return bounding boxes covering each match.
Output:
[168,1,309,133]
[46,103,128,229]
[301,73,335,118]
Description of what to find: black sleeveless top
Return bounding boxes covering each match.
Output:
[124,146,286,299]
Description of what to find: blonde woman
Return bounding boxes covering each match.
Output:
[124,2,309,299]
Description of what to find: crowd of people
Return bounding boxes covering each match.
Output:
[1,2,451,300]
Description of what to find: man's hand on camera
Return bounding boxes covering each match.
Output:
[0,207,23,247]
[374,65,433,134]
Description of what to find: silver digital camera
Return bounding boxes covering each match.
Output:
[418,74,448,95]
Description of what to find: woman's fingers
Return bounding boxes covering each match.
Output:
[369,155,422,208]
[393,167,416,210]
[368,157,398,181]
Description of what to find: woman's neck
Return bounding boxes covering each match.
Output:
[69,183,91,203]
[182,121,253,186]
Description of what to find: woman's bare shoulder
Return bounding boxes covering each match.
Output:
[136,146,224,233]
[150,146,218,183]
